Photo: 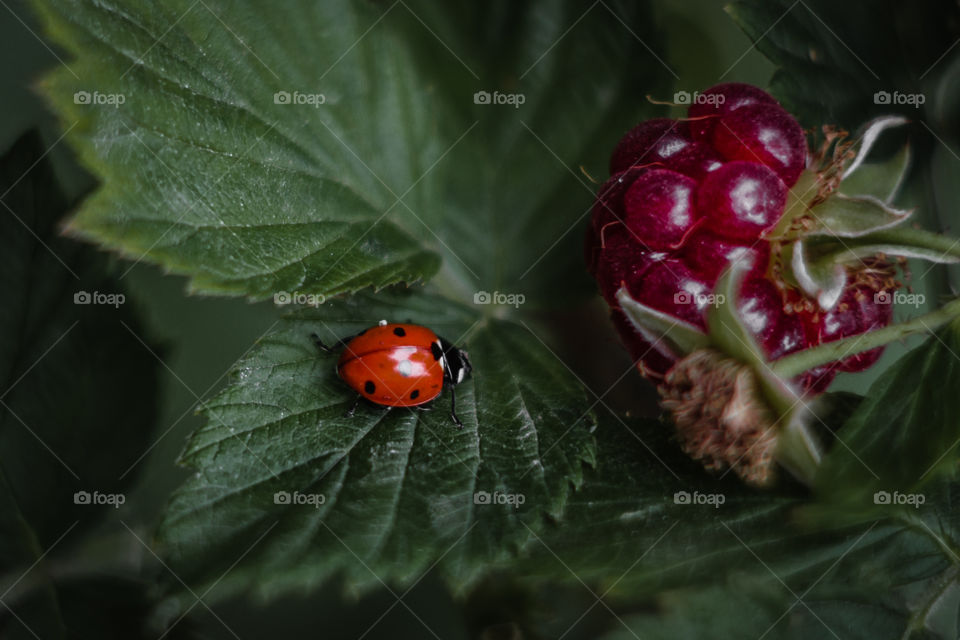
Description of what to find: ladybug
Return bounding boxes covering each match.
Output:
[312,320,472,427]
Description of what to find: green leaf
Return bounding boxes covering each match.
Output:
[616,286,709,358]
[813,227,960,266]
[787,223,960,312]
[787,239,848,310]
[783,225,960,314]
[0,471,64,640]
[840,116,909,183]
[840,142,911,203]
[34,0,442,301]
[599,581,941,640]
[156,289,597,603]
[707,257,767,367]
[495,411,960,640]
[806,194,912,239]
[812,319,960,517]
[34,0,671,304]
[726,0,958,130]
[507,413,951,598]
[0,131,162,637]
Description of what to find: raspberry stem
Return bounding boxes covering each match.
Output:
[831,226,960,263]
[770,297,960,379]
[777,407,823,487]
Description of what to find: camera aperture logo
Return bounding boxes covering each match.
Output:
[473,290,525,309]
[873,490,924,508]
[674,290,725,308]
[274,290,326,306]
[473,490,525,509]
[274,490,326,509]
[74,290,125,308]
[274,90,326,107]
[473,90,525,109]
[874,290,924,308]
[674,90,725,106]
[673,490,725,508]
[73,90,126,107]
[74,490,126,509]
[873,90,925,108]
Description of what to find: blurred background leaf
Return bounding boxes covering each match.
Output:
[0,131,189,638]
[811,319,960,519]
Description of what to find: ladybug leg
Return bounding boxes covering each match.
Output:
[345,395,361,417]
[311,332,337,353]
[312,332,356,353]
[449,386,463,429]
[415,403,433,413]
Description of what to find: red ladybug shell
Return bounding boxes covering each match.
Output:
[337,323,445,407]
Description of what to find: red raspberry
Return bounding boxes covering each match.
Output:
[696,161,786,241]
[609,309,676,378]
[711,104,807,187]
[587,83,894,395]
[609,118,686,174]
[687,82,780,142]
[812,284,895,372]
[682,231,769,284]
[609,119,723,180]
[737,277,805,361]
[626,259,711,330]
[623,169,699,250]
[797,366,837,394]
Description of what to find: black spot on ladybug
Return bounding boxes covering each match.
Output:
[410,389,420,400]
[364,380,375,394]
[430,342,443,360]
[393,327,406,337]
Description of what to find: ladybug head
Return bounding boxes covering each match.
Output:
[439,338,472,385]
